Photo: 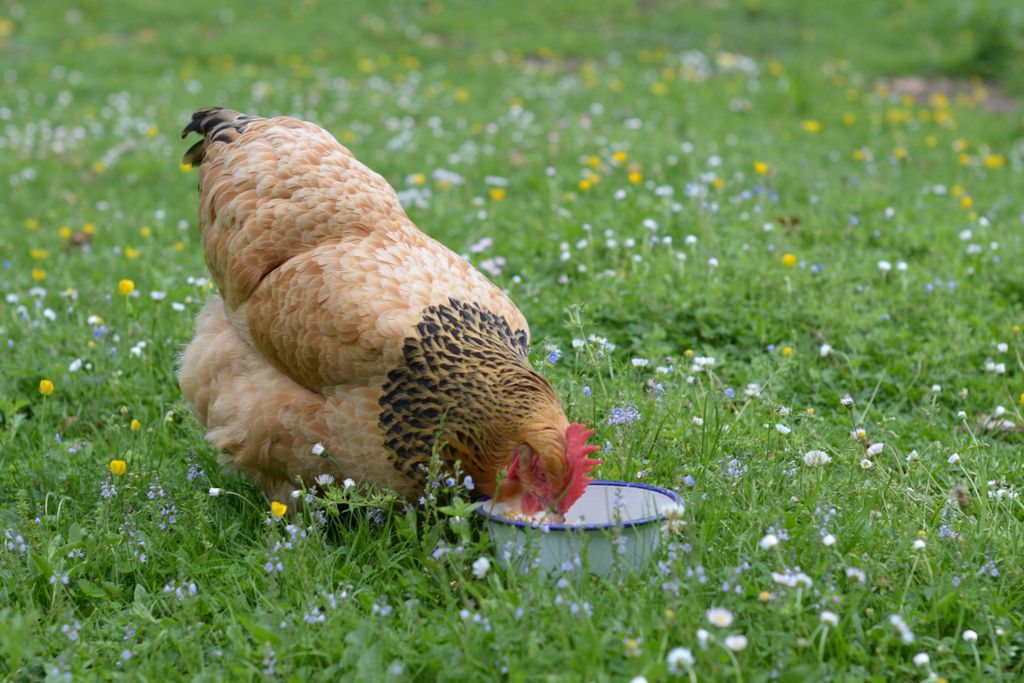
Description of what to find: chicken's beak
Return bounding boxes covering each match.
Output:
[542,501,566,524]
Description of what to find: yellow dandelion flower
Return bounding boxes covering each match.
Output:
[684,349,694,358]
[649,81,668,96]
[412,172,426,186]
[31,268,46,281]
[578,179,592,192]
[758,591,773,602]
[174,241,186,251]
[30,248,50,260]
[454,88,470,103]
[92,161,107,174]
[83,223,96,235]
[960,196,973,209]
[147,125,158,138]
[59,226,72,239]
[1014,325,1021,334]
[712,177,724,190]
[118,279,135,296]
[753,161,769,175]
[984,154,1005,168]
[893,147,907,160]
[767,61,785,76]
[612,150,628,165]
[489,187,506,201]
[951,184,964,197]
[125,246,140,260]
[109,459,127,476]
[271,501,288,517]
[782,346,794,357]
[1019,392,1024,406]
[925,135,938,147]
[842,112,856,126]
[781,253,798,267]
[802,120,821,133]
[628,171,643,184]
[140,226,152,237]
[130,419,141,431]
[958,152,971,166]
[180,162,192,173]
[852,148,866,161]
[39,379,55,396]
[25,218,39,231]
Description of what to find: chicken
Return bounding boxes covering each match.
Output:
[177,107,601,514]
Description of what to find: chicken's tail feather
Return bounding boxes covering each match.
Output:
[181,107,260,166]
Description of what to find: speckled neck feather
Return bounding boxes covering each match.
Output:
[378,298,548,482]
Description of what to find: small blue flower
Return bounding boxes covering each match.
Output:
[723,387,735,399]
[463,475,475,491]
[683,475,695,487]
[582,385,591,397]
[607,404,640,426]
[548,349,561,363]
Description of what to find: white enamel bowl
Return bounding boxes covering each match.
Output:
[475,481,682,577]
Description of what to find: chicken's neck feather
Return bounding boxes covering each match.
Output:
[378,298,553,487]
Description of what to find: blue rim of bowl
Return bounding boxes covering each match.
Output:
[474,480,681,532]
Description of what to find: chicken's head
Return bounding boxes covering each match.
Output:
[496,422,602,517]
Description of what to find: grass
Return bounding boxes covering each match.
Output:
[2,0,1024,679]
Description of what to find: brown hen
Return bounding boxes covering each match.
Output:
[177,107,600,513]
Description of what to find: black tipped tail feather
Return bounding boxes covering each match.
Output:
[181,107,260,166]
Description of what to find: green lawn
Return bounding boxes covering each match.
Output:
[2,0,1024,680]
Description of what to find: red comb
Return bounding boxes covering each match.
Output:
[559,422,603,513]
